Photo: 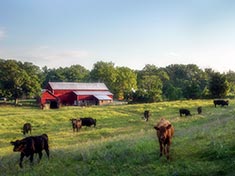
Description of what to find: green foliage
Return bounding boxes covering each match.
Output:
[1,99,235,175]
[164,64,208,100]
[115,66,137,100]
[1,58,235,102]
[89,61,117,92]
[41,65,89,88]
[209,72,229,98]
[0,60,41,104]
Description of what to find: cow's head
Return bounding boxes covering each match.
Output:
[154,124,172,142]
[10,140,26,152]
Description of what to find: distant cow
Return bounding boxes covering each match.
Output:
[80,117,96,127]
[213,99,229,107]
[179,109,192,117]
[22,123,32,135]
[10,134,49,168]
[70,118,82,132]
[197,106,202,114]
[143,110,150,121]
[154,118,174,160]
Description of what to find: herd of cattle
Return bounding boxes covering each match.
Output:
[10,99,229,168]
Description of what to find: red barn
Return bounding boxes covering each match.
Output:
[40,82,113,108]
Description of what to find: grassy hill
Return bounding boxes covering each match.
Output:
[0,99,235,176]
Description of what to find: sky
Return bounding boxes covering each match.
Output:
[1,0,235,72]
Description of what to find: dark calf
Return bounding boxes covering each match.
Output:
[22,123,32,135]
[143,110,150,121]
[80,117,96,127]
[213,100,229,107]
[70,118,82,132]
[197,106,202,114]
[179,109,191,117]
[10,134,49,168]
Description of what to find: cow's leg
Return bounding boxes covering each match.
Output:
[29,154,34,164]
[44,144,50,158]
[166,144,170,160]
[159,142,163,157]
[45,149,50,159]
[163,144,166,155]
[19,153,25,168]
[38,152,42,162]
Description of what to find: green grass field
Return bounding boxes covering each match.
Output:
[0,99,235,176]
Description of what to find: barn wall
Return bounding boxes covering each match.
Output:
[40,91,57,104]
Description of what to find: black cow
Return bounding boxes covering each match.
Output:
[179,108,192,117]
[213,100,229,107]
[197,106,202,114]
[10,134,49,168]
[80,117,96,127]
[22,123,32,135]
[70,118,82,132]
[143,110,150,121]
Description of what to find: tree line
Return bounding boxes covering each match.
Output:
[0,59,234,104]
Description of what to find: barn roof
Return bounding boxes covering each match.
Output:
[73,91,113,96]
[48,82,109,91]
[73,91,112,100]
[94,95,112,100]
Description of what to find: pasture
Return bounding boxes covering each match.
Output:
[0,99,235,176]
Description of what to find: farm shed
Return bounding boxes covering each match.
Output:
[40,82,113,108]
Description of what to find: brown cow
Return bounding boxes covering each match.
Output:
[154,118,174,160]
[10,134,49,168]
[70,118,82,132]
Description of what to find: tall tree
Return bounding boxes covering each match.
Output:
[136,65,165,102]
[164,64,207,100]
[89,61,117,93]
[115,67,137,100]
[209,72,229,98]
[225,71,235,98]
[0,60,41,104]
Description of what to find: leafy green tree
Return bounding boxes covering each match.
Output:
[163,82,182,100]
[225,71,235,98]
[89,61,117,93]
[209,72,229,98]
[63,65,89,82]
[164,64,207,99]
[115,67,137,100]
[136,65,165,102]
[0,59,41,104]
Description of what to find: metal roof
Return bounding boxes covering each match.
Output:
[49,82,109,91]
[94,95,112,100]
[73,91,113,95]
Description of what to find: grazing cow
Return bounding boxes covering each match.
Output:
[80,117,96,127]
[213,99,229,107]
[179,108,192,117]
[22,123,32,135]
[154,118,174,160]
[197,106,202,114]
[10,134,49,168]
[70,118,82,132]
[143,110,150,121]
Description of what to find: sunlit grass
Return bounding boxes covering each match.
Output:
[0,99,235,175]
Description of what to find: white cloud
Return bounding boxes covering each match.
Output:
[24,46,93,69]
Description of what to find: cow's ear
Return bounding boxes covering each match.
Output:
[154,126,159,130]
[166,124,172,129]
[10,141,15,145]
